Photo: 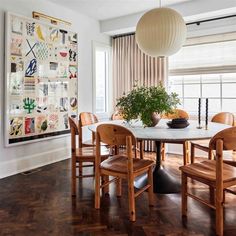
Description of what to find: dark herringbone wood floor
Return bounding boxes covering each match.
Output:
[0,153,236,236]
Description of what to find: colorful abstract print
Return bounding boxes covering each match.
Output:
[7,13,78,144]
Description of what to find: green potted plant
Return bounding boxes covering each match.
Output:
[116,85,180,127]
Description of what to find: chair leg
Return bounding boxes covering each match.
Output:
[114,145,119,155]
[116,178,122,197]
[139,140,144,159]
[181,172,188,217]
[215,191,223,236]
[134,147,138,159]
[148,166,154,206]
[183,142,189,165]
[161,143,165,161]
[128,174,136,221]
[186,142,190,164]
[79,160,83,176]
[191,143,195,164]
[102,175,109,195]
[215,180,224,236]
[71,156,77,197]
[95,169,101,209]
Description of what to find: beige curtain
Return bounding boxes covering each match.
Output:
[112,34,168,107]
[112,34,168,152]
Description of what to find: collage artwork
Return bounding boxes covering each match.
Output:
[6,13,78,145]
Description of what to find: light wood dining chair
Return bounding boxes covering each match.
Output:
[180,126,236,236]
[95,124,154,221]
[111,110,124,120]
[79,112,99,147]
[190,112,234,163]
[69,117,109,197]
[111,111,142,159]
[161,109,190,165]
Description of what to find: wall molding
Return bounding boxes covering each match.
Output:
[0,147,70,179]
[167,149,208,158]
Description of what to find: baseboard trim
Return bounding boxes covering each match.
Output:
[0,147,208,179]
[166,150,208,157]
[166,151,183,156]
[0,147,70,179]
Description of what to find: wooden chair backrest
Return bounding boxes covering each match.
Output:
[96,124,136,168]
[79,112,98,126]
[209,127,236,151]
[69,117,79,154]
[208,126,236,191]
[211,112,234,126]
[79,112,98,147]
[162,109,189,120]
[96,124,136,146]
[111,111,124,120]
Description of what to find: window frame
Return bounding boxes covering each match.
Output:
[168,73,236,114]
[92,41,112,119]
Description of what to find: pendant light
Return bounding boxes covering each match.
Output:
[136,0,187,57]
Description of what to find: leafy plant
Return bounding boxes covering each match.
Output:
[116,85,180,127]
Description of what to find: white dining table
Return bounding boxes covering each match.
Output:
[88,119,230,194]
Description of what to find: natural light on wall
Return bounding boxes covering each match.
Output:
[95,50,109,113]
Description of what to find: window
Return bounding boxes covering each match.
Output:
[93,43,111,115]
[168,34,236,114]
[169,73,236,113]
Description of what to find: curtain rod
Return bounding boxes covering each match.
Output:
[113,13,236,39]
[186,13,236,26]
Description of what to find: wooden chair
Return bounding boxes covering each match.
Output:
[111,111,144,159]
[180,126,236,236]
[111,110,124,120]
[79,112,99,147]
[190,112,234,163]
[69,117,109,196]
[95,124,154,221]
[161,109,190,165]
[162,109,189,120]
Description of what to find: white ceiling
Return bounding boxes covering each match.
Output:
[47,0,191,20]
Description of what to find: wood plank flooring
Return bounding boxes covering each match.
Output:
[0,153,236,236]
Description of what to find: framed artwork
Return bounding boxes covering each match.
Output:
[5,12,78,146]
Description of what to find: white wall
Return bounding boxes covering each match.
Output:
[0,0,110,178]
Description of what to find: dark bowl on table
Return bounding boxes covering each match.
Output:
[167,118,190,129]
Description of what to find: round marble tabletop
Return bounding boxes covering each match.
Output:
[88,119,230,142]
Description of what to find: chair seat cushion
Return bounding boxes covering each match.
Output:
[191,139,210,149]
[76,146,109,159]
[180,160,236,183]
[100,155,154,174]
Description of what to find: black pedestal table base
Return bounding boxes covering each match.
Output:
[134,141,181,194]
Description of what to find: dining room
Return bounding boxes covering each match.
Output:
[0,0,236,235]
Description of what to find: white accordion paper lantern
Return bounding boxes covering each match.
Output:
[136,8,187,57]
